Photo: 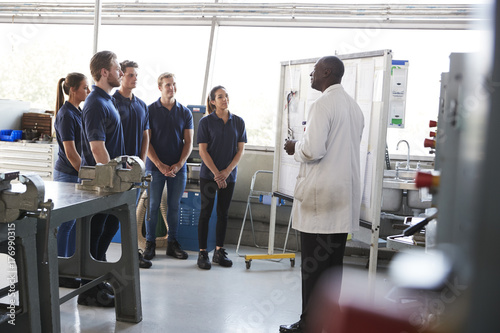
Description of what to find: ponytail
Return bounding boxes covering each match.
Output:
[207,85,226,115]
[55,78,66,115]
[55,72,87,116]
[206,95,216,114]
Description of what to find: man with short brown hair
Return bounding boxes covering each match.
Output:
[79,50,124,307]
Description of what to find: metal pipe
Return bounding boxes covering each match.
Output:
[92,0,101,56]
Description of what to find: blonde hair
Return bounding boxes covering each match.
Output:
[157,72,175,86]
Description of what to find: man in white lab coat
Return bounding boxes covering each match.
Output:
[280,56,364,333]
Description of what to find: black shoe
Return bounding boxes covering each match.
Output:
[212,247,233,267]
[143,240,156,260]
[77,285,115,307]
[166,240,188,259]
[139,250,152,269]
[197,250,211,270]
[279,320,304,333]
[97,281,114,295]
[59,277,81,289]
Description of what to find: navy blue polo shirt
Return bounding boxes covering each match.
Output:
[54,101,82,176]
[197,111,247,182]
[113,91,150,157]
[81,85,125,166]
[146,99,193,173]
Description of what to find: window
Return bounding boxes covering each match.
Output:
[0,23,93,110]
[212,26,483,151]
[98,25,210,106]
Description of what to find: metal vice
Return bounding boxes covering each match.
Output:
[77,155,151,193]
[0,171,51,332]
[0,171,47,223]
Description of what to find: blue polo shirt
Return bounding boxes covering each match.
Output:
[197,111,247,182]
[81,85,125,166]
[54,101,82,176]
[113,91,150,157]
[146,99,194,173]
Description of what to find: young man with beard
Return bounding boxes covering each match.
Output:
[78,50,124,307]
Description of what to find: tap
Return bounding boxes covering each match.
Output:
[396,140,410,170]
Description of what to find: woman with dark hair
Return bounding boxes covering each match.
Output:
[196,85,247,270]
[54,72,90,287]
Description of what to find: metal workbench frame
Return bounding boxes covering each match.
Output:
[34,181,142,332]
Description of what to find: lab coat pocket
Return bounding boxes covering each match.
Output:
[294,176,306,202]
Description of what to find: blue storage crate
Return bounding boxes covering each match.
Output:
[112,190,217,252]
[0,130,22,141]
[177,190,217,252]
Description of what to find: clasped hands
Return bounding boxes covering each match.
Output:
[214,169,230,189]
[158,163,181,177]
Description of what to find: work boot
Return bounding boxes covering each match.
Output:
[197,250,211,270]
[139,250,152,269]
[166,240,188,259]
[97,281,114,295]
[143,240,156,260]
[212,247,232,267]
[279,320,305,333]
[77,285,115,307]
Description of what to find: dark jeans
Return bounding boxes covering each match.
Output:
[300,232,348,322]
[90,213,120,261]
[198,178,235,250]
[54,169,79,257]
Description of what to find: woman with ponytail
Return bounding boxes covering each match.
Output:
[196,85,247,270]
[54,73,90,287]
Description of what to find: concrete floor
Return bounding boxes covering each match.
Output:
[0,242,392,332]
[56,244,391,333]
[59,244,302,333]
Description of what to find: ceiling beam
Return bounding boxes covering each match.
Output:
[0,2,485,30]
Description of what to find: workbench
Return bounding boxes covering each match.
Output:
[35,181,142,332]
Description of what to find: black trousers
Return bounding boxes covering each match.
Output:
[81,213,119,286]
[300,232,348,322]
[198,178,235,250]
[90,213,120,261]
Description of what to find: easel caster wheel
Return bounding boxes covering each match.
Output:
[246,260,251,269]
[290,258,295,267]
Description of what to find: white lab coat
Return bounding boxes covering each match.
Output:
[292,84,364,234]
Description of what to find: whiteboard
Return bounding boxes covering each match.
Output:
[272,50,392,225]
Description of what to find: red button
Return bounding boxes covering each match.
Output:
[415,172,433,188]
[424,138,436,148]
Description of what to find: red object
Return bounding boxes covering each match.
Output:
[429,131,436,137]
[415,171,433,188]
[424,138,436,148]
[429,120,437,128]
